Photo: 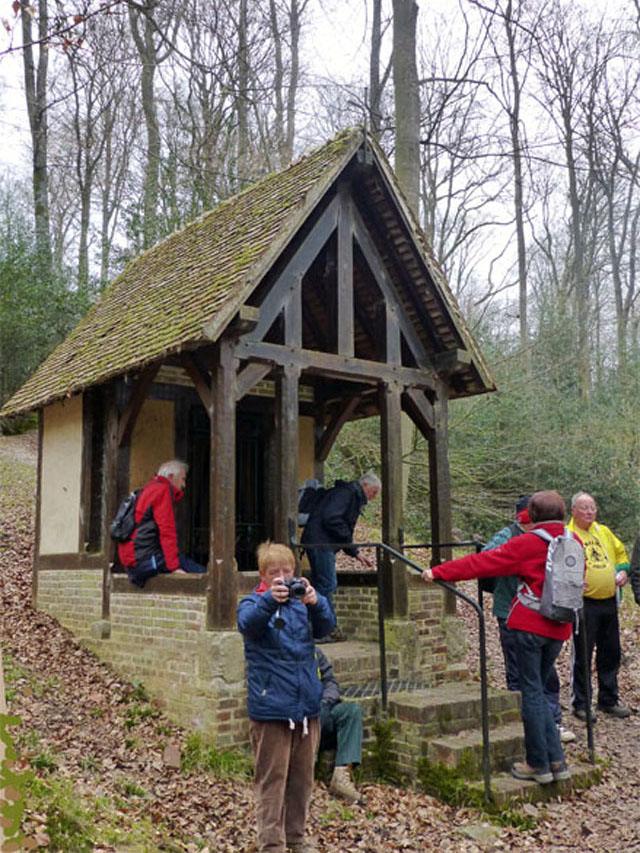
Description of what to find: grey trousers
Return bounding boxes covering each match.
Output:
[250,717,320,853]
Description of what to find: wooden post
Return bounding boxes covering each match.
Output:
[337,183,354,357]
[379,380,407,617]
[275,364,300,545]
[101,383,120,622]
[207,338,238,630]
[428,384,455,614]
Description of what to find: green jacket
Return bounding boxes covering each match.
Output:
[482,522,524,619]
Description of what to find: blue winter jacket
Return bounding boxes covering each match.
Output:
[237,588,335,722]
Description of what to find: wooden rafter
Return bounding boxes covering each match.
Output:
[235,362,273,401]
[402,387,435,435]
[352,205,434,369]
[250,195,339,342]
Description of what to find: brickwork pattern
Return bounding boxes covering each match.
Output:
[334,587,379,641]
[38,570,102,638]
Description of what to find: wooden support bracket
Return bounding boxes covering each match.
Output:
[117,364,160,447]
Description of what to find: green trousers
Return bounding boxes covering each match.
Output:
[319,701,363,767]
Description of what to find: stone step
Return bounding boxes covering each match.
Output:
[426,721,525,778]
[389,683,521,734]
[468,761,602,806]
[319,640,402,686]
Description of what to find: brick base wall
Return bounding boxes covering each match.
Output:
[38,570,103,638]
[35,567,467,749]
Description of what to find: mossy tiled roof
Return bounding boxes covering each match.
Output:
[2,129,362,416]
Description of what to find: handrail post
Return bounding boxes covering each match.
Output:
[477,607,492,801]
[475,540,484,611]
[376,544,388,713]
[580,607,596,763]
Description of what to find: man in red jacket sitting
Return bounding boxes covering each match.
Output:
[422,491,579,785]
[118,460,206,586]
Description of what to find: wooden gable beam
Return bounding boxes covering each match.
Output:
[352,205,433,370]
[117,364,160,448]
[180,352,213,413]
[316,394,362,463]
[235,339,436,389]
[249,195,339,342]
[337,183,354,357]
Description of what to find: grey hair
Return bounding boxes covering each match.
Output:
[571,491,595,509]
[360,471,381,491]
[157,459,189,478]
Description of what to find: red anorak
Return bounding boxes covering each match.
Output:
[432,521,581,641]
[117,476,184,571]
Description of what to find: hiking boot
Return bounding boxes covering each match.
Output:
[287,841,318,853]
[557,725,576,743]
[329,765,361,803]
[597,702,631,719]
[511,761,553,785]
[551,760,571,781]
[573,707,597,723]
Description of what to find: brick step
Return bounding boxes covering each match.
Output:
[389,683,521,734]
[319,640,401,686]
[426,722,524,778]
[468,761,602,806]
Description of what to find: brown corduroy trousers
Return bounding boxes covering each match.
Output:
[250,717,320,853]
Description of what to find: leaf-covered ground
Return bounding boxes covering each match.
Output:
[2,431,640,851]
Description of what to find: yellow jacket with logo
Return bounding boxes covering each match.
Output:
[567,519,629,600]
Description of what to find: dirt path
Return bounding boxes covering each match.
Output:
[2,431,640,851]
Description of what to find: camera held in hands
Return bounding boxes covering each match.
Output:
[282,577,307,599]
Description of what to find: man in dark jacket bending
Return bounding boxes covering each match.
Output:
[301,472,380,638]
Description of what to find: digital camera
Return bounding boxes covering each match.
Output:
[282,577,307,599]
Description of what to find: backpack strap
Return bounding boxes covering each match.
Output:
[517,580,541,611]
[531,528,553,544]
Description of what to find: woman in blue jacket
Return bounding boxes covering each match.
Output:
[238,541,335,853]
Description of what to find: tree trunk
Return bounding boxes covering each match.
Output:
[392,0,420,216]
[369,0,384,137]
[504,0,528,348]
[21,0,52,276]
[129,3,161,249]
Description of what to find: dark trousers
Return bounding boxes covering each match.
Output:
[307,549,337,618]
[320,702,363,767]
[515,630,565,771]
[572,596,620,711]
[127,552,206,587]
[497,617,562,724]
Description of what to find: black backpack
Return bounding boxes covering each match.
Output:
[297,479,326,526]
[110,490,140,542]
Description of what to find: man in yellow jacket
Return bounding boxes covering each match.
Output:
[568,492,631,721]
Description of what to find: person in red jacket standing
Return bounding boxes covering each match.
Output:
[422,491,579,785]
[118,460,206,586]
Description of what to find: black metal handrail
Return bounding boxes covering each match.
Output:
[290,531,494,802]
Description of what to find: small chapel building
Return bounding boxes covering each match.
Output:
[2,129,495,745]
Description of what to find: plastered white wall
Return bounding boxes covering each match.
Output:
[129,398,175,489]
[40,396,83,554]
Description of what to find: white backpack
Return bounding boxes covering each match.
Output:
[517,528,584,623]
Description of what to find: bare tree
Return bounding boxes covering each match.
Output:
[21,0,51,274]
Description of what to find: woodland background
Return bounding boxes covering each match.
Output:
[1,0,640,543]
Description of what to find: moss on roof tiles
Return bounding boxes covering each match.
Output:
[2,128,361,416]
